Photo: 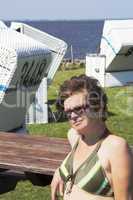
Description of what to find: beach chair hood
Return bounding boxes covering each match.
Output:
[0,21,67,131]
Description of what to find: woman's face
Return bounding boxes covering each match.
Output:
[64,92,92,134]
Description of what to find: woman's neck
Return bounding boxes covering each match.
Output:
[80,121,108,145]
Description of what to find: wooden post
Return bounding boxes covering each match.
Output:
[70,45,74,64]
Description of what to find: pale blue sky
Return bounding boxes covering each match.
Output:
[1,0,133,20]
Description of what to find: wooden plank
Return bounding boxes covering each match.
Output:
[0,132,71,175]
[0,132,132,177]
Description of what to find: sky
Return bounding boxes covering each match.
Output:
[1,0,133,20]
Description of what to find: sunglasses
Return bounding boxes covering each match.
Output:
[64,104,90,119]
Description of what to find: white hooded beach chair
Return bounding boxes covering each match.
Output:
[0,21,67,131]
[86,19,133,87]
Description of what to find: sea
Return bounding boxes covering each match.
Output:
[5,20,104,59]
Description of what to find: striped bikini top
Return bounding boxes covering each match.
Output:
[59,138,114,197]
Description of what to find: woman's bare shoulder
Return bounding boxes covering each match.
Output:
[105,134,128,146]
[102,134,131,157]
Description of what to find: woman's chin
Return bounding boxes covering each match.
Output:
[72,124,86,134]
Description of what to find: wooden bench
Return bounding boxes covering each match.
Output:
[0,132,132,194]
[0,132,70,193]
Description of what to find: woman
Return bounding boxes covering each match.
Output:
[51,75,133,200]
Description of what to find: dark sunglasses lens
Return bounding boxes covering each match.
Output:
[65,105,89,119]
[75,107,84,115]
[66,112,71,119]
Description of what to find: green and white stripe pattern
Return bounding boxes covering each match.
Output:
[59,142,113,197]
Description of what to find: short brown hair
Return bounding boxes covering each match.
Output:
[56,74,108,121]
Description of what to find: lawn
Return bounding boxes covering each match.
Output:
[0,67,133,199]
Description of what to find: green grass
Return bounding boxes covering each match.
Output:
[48,68,85,99]
[0,181,51,200]
[106,86,133,142]
[0,67,133,199]
[29,122,70,138]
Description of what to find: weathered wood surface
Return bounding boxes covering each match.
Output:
[0,131,132,193]
[0,132,70,176]
[0,132,132,176]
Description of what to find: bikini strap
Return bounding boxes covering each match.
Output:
[93,138,104,154]
[94,128,109,153]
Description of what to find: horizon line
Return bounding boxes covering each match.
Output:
[2,17,133,21]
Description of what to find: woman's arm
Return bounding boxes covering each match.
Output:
[110,138,133,200]
[51,168,64,200]
[51,150,72,200]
